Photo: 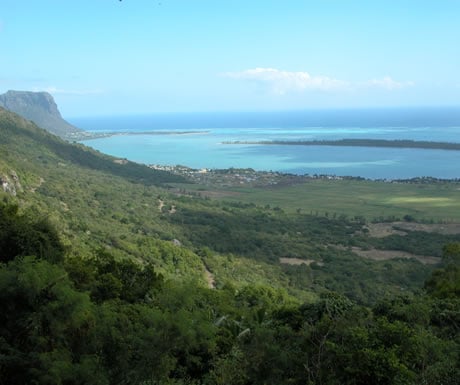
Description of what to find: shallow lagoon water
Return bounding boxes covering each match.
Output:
[72,110,460,180]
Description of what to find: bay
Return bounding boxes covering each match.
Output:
[71,108,460,180]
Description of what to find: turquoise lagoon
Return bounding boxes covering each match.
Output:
[71,109,460,180]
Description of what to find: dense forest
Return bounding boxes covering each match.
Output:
[0,201,459,384]
[1,108,459,384]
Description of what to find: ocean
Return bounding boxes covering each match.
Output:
[70,108,460,180]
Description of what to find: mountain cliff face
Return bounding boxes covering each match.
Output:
[0,90,83,139]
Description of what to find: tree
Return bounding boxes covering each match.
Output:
[0,202,65,264]
[0,256,103,384]
[425,243,460,299]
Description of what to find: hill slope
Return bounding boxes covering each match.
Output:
[0,106,459,385]
[1,106,448,303]
[0,107,185,187]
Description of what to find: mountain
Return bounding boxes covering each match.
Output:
[0,90,84,139]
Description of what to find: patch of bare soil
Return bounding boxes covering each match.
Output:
[60,201,69,212]
[196,190,242,199]
[365,223,407,238]
[30,177,45,193]
[279,257,323,266]
[366,222,460,238]
[351,247,440,265]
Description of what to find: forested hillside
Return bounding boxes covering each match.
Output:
[1,108,459,384]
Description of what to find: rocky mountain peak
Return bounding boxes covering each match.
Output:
[0,90,83,139]
[1,90,61,117]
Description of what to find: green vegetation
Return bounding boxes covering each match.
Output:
[183,178,460,222]
[0,107,186,186]
[1,108,459,384]
[0,210,458,384]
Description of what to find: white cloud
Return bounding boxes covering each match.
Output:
[223,67,348,94]
[364,76,414,90]
[33,86,104,95]
[224,68,415,95]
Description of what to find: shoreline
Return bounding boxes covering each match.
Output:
[77,130,210,141]
[150,164,460,185]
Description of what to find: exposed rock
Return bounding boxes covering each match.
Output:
[0,90,83,139]
[113,159,128,165]
[0,170,23,196]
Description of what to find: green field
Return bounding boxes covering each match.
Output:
[181,179,460,222]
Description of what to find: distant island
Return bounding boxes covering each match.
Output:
[222,138,460,151]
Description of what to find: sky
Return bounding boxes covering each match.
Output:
[1,0,459,117]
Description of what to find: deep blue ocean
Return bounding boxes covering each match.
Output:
[70,108,460,180]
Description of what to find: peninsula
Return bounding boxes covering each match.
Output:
[222,138,460,151]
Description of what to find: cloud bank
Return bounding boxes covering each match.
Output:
[223,68,348,94]
[224,68,414,94]
[364,76,414,90]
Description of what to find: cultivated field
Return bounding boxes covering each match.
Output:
[181,179,460,222]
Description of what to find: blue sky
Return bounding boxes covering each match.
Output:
[1,0,459,117]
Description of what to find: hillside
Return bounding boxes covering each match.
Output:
[1,105,457,300]
[0,107,459,384]
[0,90,84,139]
[0,107,184,187]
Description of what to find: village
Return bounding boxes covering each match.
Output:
[149,164,460,188]
[149,164,346,187]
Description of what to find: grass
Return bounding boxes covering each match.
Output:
[178,179,460,222]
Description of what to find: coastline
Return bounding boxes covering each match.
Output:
[78,130,210,141]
